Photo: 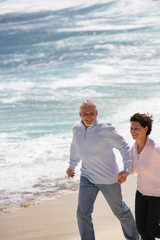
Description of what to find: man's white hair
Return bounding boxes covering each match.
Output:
[80,99,97,112]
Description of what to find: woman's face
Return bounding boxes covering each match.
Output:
[130,121,148,141]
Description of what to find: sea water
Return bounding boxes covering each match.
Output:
[0,0,160,211]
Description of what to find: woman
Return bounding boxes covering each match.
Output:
[130,113,160,240]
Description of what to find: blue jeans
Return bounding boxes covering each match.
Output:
[77,176,139,240]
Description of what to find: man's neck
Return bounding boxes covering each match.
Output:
[82,120,96,129]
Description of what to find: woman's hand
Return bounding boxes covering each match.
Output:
[118,171,129,184]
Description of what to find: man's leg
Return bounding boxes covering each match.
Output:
[100,182,139,240]
[77,176,99,240]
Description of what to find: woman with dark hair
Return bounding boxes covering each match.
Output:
[130,113,160,240]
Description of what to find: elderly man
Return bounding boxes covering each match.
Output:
[66,99,139,240]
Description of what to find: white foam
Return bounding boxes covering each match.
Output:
[0,0,107,14]
[0,81,35,91]
[0,133,73,191]
[110,97,160,144]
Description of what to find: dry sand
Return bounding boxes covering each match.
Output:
[0,175,138,240]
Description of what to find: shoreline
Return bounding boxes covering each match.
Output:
[0,177,80,213]
[0,175,137,240]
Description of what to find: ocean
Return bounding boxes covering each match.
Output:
[0,0,160,211]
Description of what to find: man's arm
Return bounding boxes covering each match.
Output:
[66,127,80,178]
[106,125,131,184]
[107,125,131,173]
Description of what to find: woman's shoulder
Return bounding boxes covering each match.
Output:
[148,138,160,153]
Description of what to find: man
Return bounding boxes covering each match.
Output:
[66,100,139,240]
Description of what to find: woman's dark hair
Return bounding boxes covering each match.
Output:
[130,113,153,136]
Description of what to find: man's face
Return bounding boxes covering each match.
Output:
[79,105,98,128]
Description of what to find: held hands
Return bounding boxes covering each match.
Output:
[118,171,129,184]
[66,168,75,178]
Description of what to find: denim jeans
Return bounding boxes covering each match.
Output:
[77,176,139,240]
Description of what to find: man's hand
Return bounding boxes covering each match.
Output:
[66,168,75,178]
[118,171,129,184]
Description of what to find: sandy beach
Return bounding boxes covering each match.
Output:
[0,175,138,240]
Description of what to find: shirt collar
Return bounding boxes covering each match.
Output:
[134,136,150,148]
